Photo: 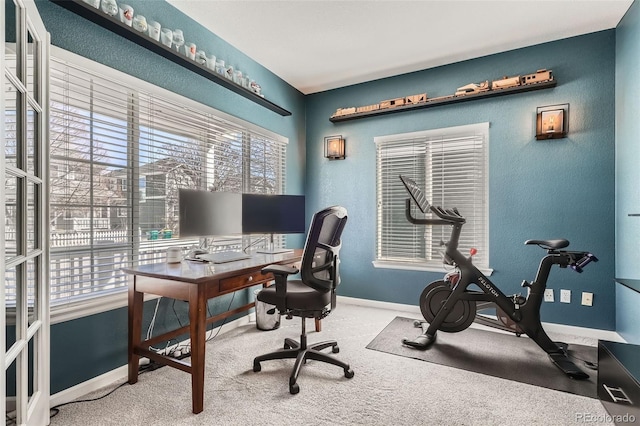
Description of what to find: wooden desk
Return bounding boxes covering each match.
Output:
[123,249,302,414]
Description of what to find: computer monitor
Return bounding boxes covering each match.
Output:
[242,194,305,253]
[178,189,243,238]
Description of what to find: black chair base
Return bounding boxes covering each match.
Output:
[253,334,354,394]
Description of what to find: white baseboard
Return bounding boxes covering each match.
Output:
[338,295,421,315]
[50,315,253,409]
[337,295,625,342]
[542,322,625,342]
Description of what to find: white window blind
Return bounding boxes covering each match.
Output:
[375,123,489,270]
[45,53,287,309]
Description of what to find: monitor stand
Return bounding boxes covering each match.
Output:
[256,233,293,254]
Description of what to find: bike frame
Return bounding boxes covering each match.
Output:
[399,175,597,378]
[404,196,596,351]
[426,218,585,355]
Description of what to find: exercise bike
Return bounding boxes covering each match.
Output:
[398,175,598,379]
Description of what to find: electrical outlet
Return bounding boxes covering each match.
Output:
[560,289,571,303]
[544,289,554,302]
[581,292,593,306]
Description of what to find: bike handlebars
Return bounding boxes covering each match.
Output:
[404,199,463,226]
[569,253,599,273]
[400,175,466,225]
[430,205,466,223]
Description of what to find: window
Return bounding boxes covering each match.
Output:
[374,123,490,272]
[38,47,288,318]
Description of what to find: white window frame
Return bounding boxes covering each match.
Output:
[373,122,492,275]
[44,46,288,323]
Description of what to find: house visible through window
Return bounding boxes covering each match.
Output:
[374,123,489,272]
[32,48,288,317]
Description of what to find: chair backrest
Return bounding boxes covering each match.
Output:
[300,206,348,294]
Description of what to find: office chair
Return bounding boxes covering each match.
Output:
[252,205,354,394]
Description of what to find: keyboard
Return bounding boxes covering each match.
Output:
[195,251,251,264]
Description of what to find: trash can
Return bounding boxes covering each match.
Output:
[254,289,280,331]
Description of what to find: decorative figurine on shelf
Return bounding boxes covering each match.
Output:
[132,15,148,33]
[250,81,262,96]
[100,0,118,16]
[225,64,234,80]
[172,29,185,53]
[196,50,207,66]
[455,81,489,96]
[120,4,134,26]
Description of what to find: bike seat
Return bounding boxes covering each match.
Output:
[524,239,569,249]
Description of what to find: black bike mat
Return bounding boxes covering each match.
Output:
[366,316,598,398]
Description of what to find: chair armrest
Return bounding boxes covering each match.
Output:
[262,264,299,313]
[262,264,299,277]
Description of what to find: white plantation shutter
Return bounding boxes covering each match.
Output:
[46,50,287,310]
[375,123,489,270]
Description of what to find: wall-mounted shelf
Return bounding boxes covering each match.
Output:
[52,0,292,117]
[330,80,557,123]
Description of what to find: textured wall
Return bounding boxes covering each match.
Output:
[615,0,640,344]
[306,31,616,331]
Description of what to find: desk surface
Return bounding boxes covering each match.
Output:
[123,249,302,284]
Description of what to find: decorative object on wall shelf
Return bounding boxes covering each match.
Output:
[536,103,569,140]
[324,135,346,160]
[330,69,555,123]
[54,0,291,117]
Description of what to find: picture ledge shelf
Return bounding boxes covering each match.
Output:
[329,80,557,123]
[52,0,292,117]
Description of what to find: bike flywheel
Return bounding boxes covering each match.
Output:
[420,280,476,332]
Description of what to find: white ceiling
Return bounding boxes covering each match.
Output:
[167,0,633,94]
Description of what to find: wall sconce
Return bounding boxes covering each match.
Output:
[324,135,346,160]
[536,104,569,140]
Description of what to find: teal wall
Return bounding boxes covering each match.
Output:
[615,0,640,344]
[305,31,616,331]
[35,0,307,393]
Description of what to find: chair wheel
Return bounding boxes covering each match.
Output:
[289,383,300,394]
[332,345,340,353]
[345,368,354,379]
[253,362,261,372]
[413,320,423,327]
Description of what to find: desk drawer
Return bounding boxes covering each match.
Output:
[220,271,273,292]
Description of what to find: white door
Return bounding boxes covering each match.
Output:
[2,0,51,424]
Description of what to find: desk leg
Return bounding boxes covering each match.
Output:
[128,277,143,384]
[189,286,207,414]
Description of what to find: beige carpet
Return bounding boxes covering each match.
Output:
[49,303,613,425]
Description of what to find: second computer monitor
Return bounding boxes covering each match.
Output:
[241,194,306,235]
